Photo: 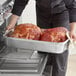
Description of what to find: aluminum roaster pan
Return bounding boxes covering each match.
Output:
[4,35,69,54]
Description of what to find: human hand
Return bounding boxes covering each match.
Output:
[70,22,76,41]
[6,24,15,30]
[6,14,19,30]
[70,30,76,41]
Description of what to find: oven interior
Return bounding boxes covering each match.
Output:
[0,47,47,74]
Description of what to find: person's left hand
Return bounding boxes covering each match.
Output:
[70,22,76,41]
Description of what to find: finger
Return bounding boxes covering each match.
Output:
[6,26,11,30]
[73,36,76,41]
[71,34,76,41]
[6,25,14,30]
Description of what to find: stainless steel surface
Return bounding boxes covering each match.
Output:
[0,0,13,6]
[0,0,14,25]
[5,36,69,53]
[0,0,14,47]
[0,0,8,6]
[0,47,48,75]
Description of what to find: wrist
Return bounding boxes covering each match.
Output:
[70,22,76,32]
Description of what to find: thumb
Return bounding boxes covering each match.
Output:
[70,32,76,40]
[6,25,14,30]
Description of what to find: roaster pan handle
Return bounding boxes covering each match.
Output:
[3,29,14,37]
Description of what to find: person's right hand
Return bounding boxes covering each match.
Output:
[6,14,19,31]
[6,24,15,30]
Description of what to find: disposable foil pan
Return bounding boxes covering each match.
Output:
[5,36,69,54]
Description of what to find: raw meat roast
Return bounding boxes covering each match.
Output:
[8,23,41,40]
[40,27,68,42]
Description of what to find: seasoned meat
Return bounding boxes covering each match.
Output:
[9,23,41,40]
[40,27,68,42]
